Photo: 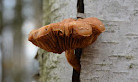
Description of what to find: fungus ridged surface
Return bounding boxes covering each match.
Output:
[28,17,105,72]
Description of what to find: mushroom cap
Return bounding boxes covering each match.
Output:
[28,17,105,54]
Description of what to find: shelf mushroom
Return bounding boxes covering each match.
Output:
[28,17,105,72]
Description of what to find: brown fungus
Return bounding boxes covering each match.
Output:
[28,17,105,72]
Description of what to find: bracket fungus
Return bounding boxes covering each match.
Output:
[28,17,105,72]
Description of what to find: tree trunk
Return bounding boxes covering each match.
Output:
[37,0,77,82]
[80,0,138,82]
[38,0,138,82]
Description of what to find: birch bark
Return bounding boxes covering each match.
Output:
[37,0,77,82]
[80,0,138,82]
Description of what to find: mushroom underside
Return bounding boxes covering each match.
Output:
[28,17,105,73]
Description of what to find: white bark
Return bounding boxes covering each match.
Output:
[81,0,138,82]
[38,0,77,82]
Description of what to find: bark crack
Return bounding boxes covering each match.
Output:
[72,0,84,82]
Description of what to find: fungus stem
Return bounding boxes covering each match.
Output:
[65,49,81,73]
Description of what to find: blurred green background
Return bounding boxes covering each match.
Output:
[0,0,42,82]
